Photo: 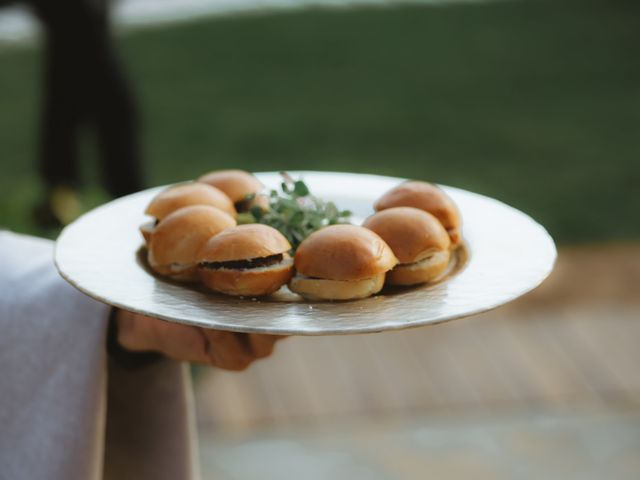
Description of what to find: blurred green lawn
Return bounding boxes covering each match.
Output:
[1,0,638,243]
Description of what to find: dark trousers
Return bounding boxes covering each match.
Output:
[30,0,143,197]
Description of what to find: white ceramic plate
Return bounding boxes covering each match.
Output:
[55,171,556,335]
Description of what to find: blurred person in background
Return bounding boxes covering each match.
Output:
[0,229,284,480]
[0,0,144,227]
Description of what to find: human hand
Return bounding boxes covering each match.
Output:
[114,310,285,371]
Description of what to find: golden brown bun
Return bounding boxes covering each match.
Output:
[289,273,385,301]
[294,224,397,281]
[198,169,263,203]
[374,181,461,247]
[148,205,236,280]
[197,224,291,262]
[199,256,293,296]
[447,227,462,249]
[386,250,450,286]
[362,207,450,264]
[145,183,236,220]
[155,265,200,283]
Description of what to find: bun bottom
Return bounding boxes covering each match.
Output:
[289,273,385,301]
[149,262,199,282]
[386,250,450,286]
[199,261,293,297]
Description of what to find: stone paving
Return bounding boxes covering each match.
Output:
[199,410,640,480]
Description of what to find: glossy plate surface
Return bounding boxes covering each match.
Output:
[55,171,556,335]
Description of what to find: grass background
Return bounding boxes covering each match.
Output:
[1,0,639,243]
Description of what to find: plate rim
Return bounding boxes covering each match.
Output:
[55,170,557,335]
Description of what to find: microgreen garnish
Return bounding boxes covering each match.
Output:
[237,172,351,250]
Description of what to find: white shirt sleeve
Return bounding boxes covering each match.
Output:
[0,231,199,480]
[0,231,109,480]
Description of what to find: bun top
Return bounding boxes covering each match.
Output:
[198,169,263,203]
[148,205,236,267]
[363,207,450,263]
[294,224,397,281]
[198,224,291,262]
[146,183,236,220]
[374,181,460,232]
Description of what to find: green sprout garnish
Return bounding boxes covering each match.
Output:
[237,172,351,250]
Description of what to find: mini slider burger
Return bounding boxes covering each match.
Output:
[197,224,293,296]
[289,224,398,301]
[148,205,236,282]
[198,169,269,213]
[374,181,462,248]
[363,207,451,286]
[140,183,236,243]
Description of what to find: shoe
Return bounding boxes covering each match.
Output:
[50,185,82,225]
[32,185,82,230]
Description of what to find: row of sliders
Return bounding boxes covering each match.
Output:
[141,171,462,301]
